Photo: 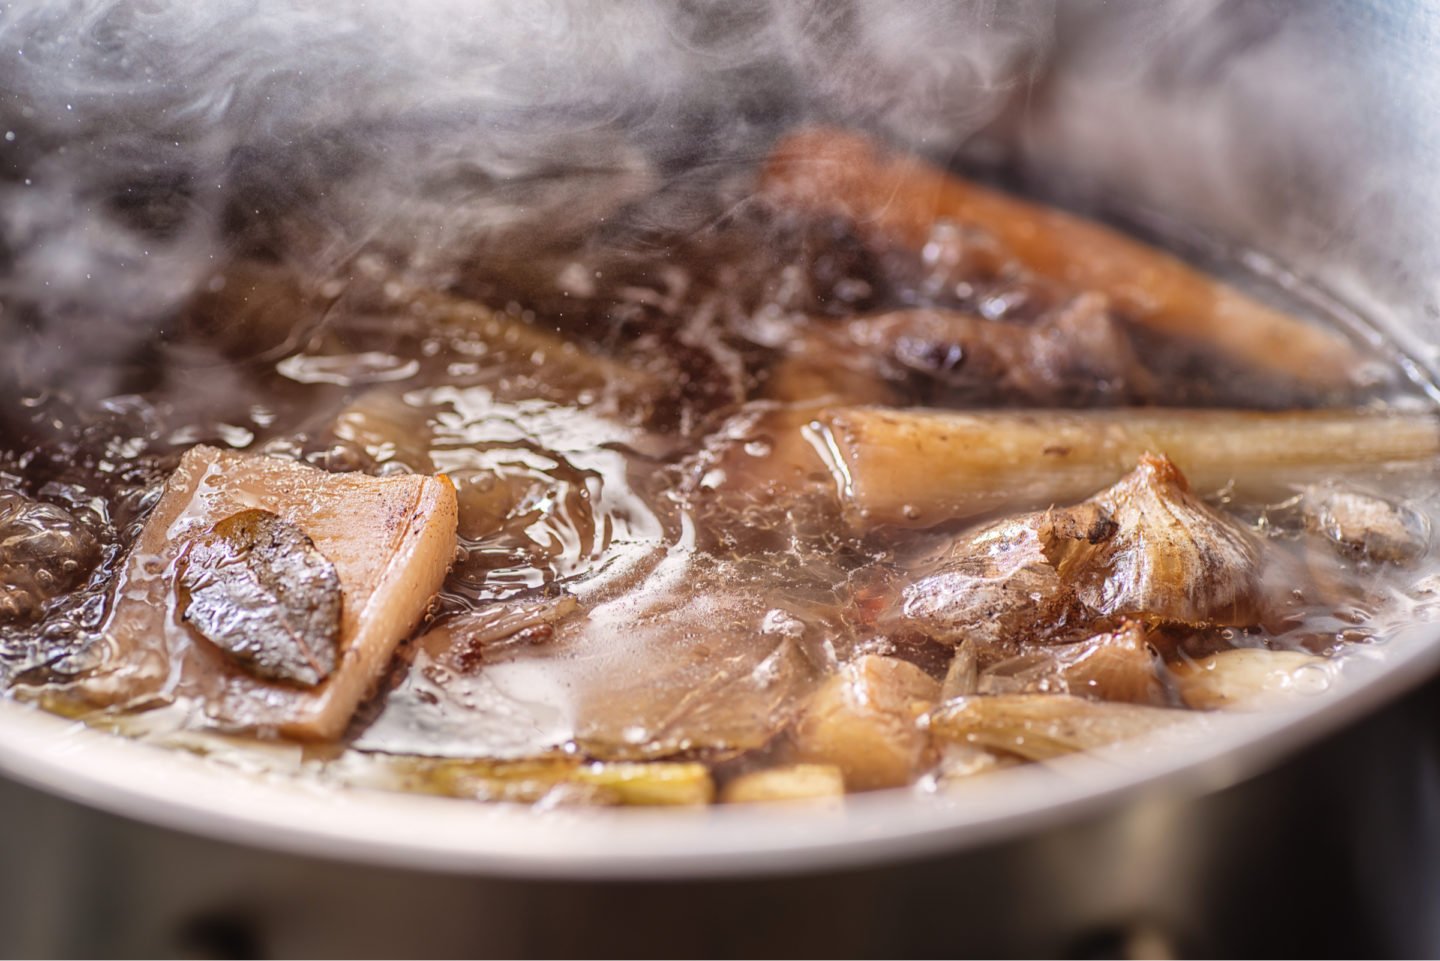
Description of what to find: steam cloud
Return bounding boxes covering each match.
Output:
[0,0,1055,393]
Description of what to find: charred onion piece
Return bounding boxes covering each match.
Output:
[927,694,1188,762]
[899,512,1087,654]
[178,509,342,687]
[898,456,1266,652]
[761,127,1365,389]
[1057,455,1264,626]
[812,407,1440,529]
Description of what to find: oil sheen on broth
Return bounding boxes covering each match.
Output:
[1,128,1438,807]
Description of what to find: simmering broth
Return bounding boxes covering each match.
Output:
[2,129,1437,807]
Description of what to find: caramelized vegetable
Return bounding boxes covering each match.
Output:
[899,510,1087,654]
[720,764,846,805]
[928,694,1189,762]
[376,757,714,806]
[897,456,1267,655]
[812,407,1440,529]
[1057,455,1265,626]
[569,761,715,806]
[792,655,939,791]
[1173,648,1329,710]
[978,621,1167,706]
[761,127,1365,389]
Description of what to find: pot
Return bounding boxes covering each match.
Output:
[2,1,1439,955]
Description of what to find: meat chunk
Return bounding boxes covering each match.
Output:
[846,294,1147,405]
[760,127,1366,390]
[76,445,457,739]
[769,294,1147,409]
[896,455,1267,655]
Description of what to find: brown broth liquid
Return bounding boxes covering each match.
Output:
[1,185,1437,804]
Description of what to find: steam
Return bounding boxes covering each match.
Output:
[0,0,1054,394]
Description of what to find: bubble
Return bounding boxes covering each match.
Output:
[1290,663,1332,695]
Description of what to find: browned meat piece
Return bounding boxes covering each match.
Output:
[769,294,1148,408]
[1300,484,1430,564]
[845,293,1148,404]
[895,455,1267,655]
[0,491,98,623]
[760,127,1366,390]
[72,445,457,739]
[791,655,939,791]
